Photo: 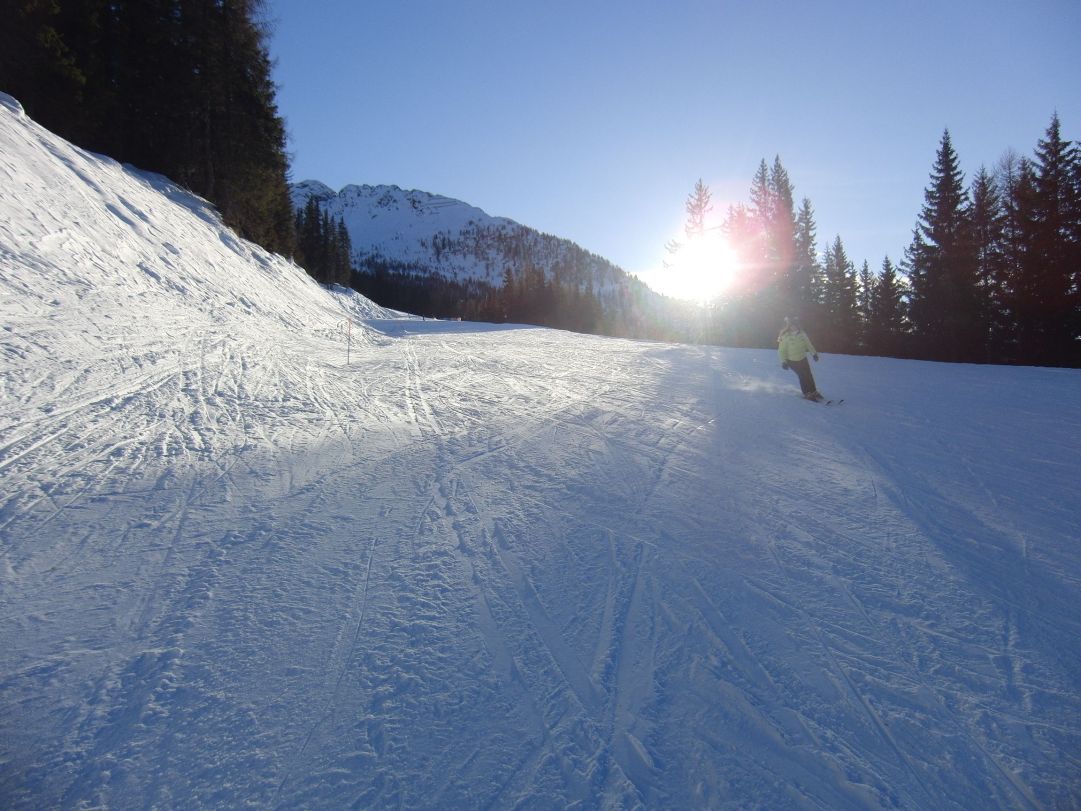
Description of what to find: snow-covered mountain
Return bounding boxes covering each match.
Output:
[4,92,1081,809]
[291,179,638,294]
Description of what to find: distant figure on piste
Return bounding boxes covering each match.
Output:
[778,316,823,402]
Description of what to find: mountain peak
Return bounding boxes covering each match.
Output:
[290,179,337,207]
[290,180,634,296]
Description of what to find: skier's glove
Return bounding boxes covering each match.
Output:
[781,362,789,370]
[813,354,819,362]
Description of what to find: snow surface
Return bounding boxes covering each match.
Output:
[3,92,1081,809]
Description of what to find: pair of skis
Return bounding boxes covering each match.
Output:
[804,394,843,406]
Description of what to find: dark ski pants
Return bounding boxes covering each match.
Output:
[788,357,817,395]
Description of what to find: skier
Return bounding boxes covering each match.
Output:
[778,316,823,401]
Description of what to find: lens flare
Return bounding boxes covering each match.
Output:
[661,230,740,303]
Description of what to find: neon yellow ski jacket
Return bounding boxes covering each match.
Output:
[778,329,817,363]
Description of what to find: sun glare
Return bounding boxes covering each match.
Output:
[661,231,740,303]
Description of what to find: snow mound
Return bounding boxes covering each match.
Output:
[0,92,412,466]
[0,95,386,348]
[325,283,413,322]
[0,92,25,117]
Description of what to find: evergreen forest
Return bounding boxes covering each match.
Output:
[2,0,296,256]
[671,120,1081,367]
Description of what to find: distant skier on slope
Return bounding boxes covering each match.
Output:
[778,316,823,401]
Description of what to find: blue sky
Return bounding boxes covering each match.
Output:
[268,0,1080,296]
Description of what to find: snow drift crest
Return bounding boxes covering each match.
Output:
[0,92,25,117]
[0,92,395,362]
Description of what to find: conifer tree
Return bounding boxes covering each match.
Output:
[294,196,354,285]
[997,152,1039,361]
[820,236,858,351]
[335,219,354,287]
[320,209,333,277]
[906,129,980,361]
[665,178,713,264]
[869,257,906,357]
[297,196,322,278]
[0,2,99,147]
[857,260,874,351]
[683,178,713,240]
[773,156,799,317]
[499,267,520,321]
[969,166,1009,359]
[747,159,772,277]
[0,0,296,258]
[1020,114,1081,365]
[768,158,797,280]
[793,198,825,330]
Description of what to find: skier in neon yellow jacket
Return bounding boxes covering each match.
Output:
[778,316,823,401]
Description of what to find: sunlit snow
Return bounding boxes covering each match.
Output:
[2,93,1080,809]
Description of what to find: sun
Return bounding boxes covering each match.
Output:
[661,230,741,303]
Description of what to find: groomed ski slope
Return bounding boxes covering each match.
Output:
[2,93,1080,809]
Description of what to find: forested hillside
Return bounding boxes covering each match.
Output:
[1,0,295,256]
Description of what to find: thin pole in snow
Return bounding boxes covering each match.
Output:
[340,319,352,366]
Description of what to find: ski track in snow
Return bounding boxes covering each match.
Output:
[3,93,1081,809]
